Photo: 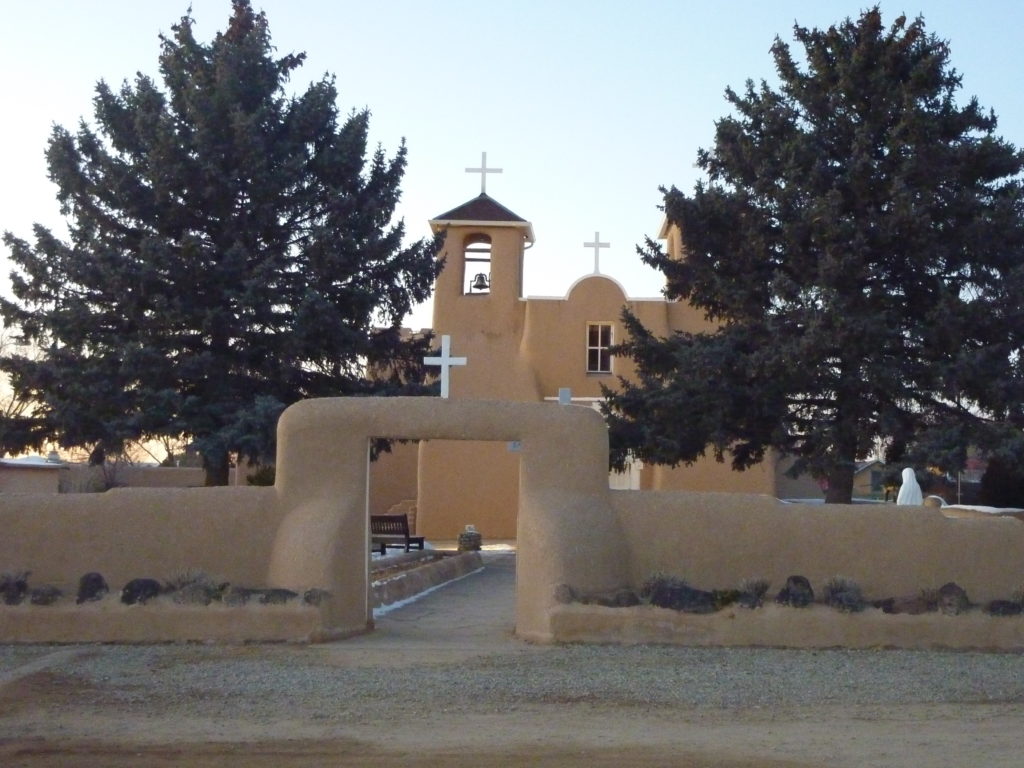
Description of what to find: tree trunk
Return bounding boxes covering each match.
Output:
[824,463,855,504]
[203,451,231,486]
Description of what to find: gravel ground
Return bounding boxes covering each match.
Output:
[3,553,1024,767]
[7,642,1022,720]
[3,552,1024,722]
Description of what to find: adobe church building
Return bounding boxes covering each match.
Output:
[369,185,817,539]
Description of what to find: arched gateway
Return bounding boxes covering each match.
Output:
[268,397,627,641]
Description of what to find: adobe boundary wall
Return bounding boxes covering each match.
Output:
[0,551,485,644]
[610,491,1024,603]
[0,487,280,589]
[1,397,1024,648]
[544,491,1024,649]
[549,603,1024,651]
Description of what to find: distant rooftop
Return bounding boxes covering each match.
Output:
[0,454,66,469]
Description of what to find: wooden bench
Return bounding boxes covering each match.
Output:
[370,514,425,556]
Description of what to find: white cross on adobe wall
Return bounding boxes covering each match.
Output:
[423,335,467,399]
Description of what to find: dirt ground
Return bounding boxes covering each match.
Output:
[3,553,1024,767]
[3,692,1022,768]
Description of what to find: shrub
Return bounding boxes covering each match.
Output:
[822,576,866,613]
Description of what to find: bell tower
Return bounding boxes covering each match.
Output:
[416,163,540,538]
[429,193,535,345]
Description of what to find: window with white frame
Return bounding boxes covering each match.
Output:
[586,322,613,373]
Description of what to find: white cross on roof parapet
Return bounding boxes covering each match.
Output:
[584,232,610,274]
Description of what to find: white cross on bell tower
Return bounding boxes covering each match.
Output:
[465,151,503,194]
[423,335,467,399]
[584,232,610,274]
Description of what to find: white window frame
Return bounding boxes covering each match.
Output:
[586,322,613,374]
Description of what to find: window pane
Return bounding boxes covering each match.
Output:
[586,323,613,373]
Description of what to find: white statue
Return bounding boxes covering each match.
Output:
[896,467,923,506]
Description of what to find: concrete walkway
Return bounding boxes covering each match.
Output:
[342,551,525,661]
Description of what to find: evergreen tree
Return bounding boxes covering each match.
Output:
[605,8,1024,503]
[1,1,441,484]
[979,455,1024,508]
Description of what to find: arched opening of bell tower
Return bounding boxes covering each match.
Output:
[462,233,492,294]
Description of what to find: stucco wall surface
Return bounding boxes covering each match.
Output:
[58,465,214,493]
[418,440,520,538]
[5,395,1024,649]
[0,603,320,644]
[106,465,207,488]
[521,276,628,399]
[0,486,280,590]
[368,440,419,517]
[271,397,625,642]
[0,466,61,494]
[610,491,1024,604]
[549,603,1024,651]
[644,457,777,495]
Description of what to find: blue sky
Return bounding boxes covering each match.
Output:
[2,1,1022,329]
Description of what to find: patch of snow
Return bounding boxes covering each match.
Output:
[779,498,885,505]
[943,504,1024,515]
[0,455,64,467]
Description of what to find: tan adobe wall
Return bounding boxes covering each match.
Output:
[417,439,520,538]
[270,397,624,641]
[420,222,782,537]
[0,465,61,494]
[643,457,777,495]
[662,296,717,333]
[2,396,1024,648]
[0,486,280,591]
[60,464,207,492]
[419,226,541,536]
[549,602,1024,650]
[117,466,207,487]
[521,275,715,399]
[2,604,320,644]
[522,276,630,398]
[368,440,419,517]
[610,490,1024,604]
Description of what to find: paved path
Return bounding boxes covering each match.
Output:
[365,551,518,648]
